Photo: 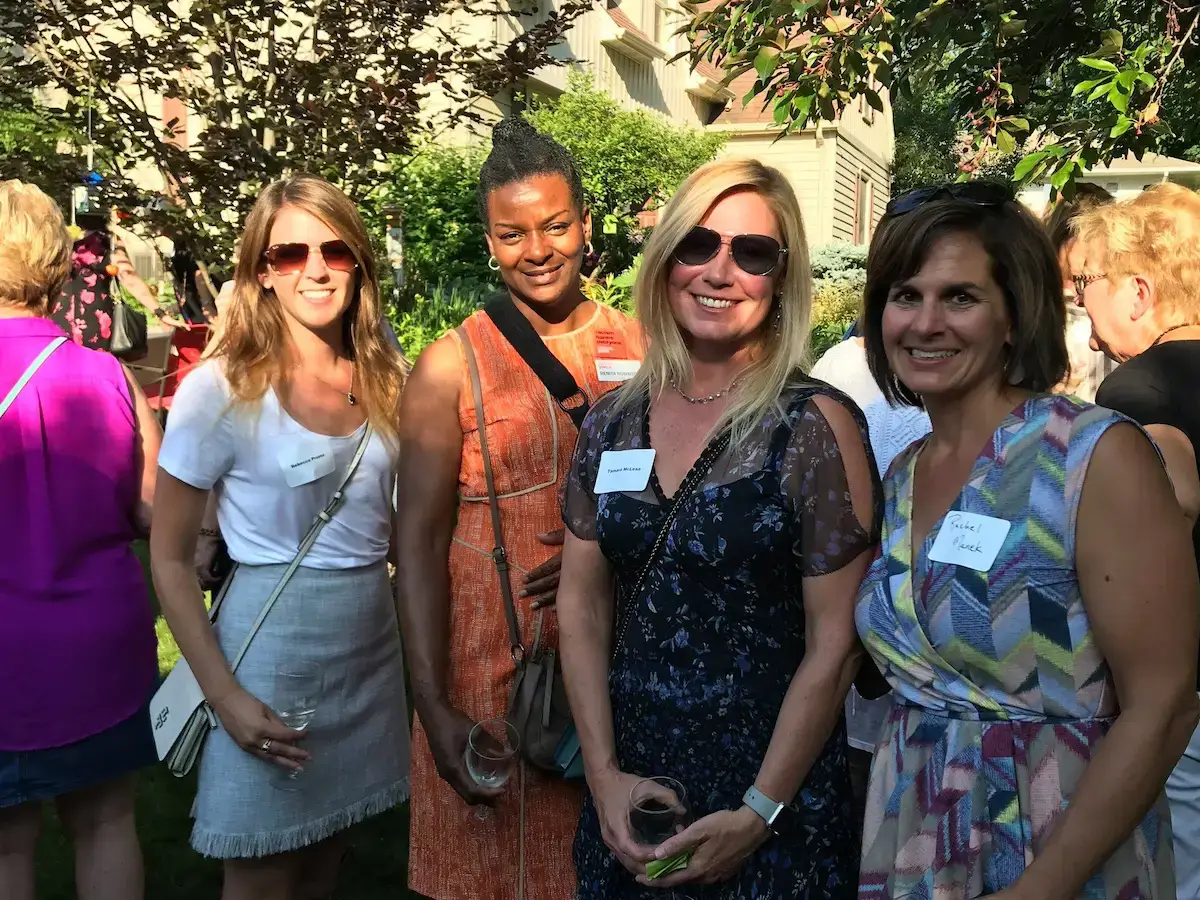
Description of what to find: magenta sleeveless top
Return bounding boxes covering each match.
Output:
[0,316,156,751]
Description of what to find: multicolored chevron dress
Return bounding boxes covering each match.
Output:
[855,395,1175,899]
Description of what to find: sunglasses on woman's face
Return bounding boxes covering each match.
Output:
[262,240,358,276]
[884,181,1014,218]
[672,225,787,277]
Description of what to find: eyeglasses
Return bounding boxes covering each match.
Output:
[672,225,787,277]
[262,240,358,276]
[1072,272,1107,297]
[885,181,1014,218]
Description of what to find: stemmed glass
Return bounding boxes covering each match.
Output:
[464,718,519,820]
[272,660,322,791]
[628,776,689,846]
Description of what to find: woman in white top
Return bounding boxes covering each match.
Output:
[150,175,410,900]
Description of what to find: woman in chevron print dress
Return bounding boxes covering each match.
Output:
[853,184,1200,900]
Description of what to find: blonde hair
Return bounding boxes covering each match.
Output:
[1073,182,1200,324]
[209,175,405,445]
[615,158,814,445]
[0,180,72,314]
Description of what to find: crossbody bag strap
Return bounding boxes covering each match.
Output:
[483,295,590,431]
[224,424,374,674]
[612,429,731,657]
[458,326,525,658]
[0,337,67,420]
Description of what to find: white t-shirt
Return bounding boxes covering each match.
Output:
[810,339,932,477]
[158,361,395,568]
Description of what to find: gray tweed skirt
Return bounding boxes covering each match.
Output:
[191,560,410,859]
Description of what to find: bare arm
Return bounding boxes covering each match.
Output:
[150,472,308,767]
[749,394,876,808]
[1008,423,1200,900]
[150,474,236,701]
[557,531,619,779]
[1146,423,1200,526]
[393,334,499,803]
[121,365,162,536]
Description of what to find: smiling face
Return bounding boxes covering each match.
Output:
[485,174,590,309]
[881,230,1013,403]
[258,205,357,335]
[666,189,782,352]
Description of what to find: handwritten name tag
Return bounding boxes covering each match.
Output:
[927,511,1011,572]
[595,359,641,383]
[594,449,656,494]
[278,439,337,488]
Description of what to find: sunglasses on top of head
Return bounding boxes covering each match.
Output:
[672,225,787,277]
[884,181,1015,218]
[262,240,359,276]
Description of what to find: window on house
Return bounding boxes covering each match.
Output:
[653,0,668,45]
[855,174,873,244]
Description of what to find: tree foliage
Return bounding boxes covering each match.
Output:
[1,0,591,262]
[687,0,1200,195]
[527,70,726,272]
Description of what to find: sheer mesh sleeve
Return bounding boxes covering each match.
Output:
[560,392,620,541]
[782,393,881,576]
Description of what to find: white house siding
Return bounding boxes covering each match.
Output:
[832,131,891,245]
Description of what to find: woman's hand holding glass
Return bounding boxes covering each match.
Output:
[589,769,667,875]
[210,685,310,771]
[637,805,769,888]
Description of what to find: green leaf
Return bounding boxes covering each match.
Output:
[1050,162,1075,191]
[1012,151,1049,181]
[866,89,884,112]
[1088,80,1113,102]
[1115,70,1136,92]
[998,18,1025,38]
[1072,78,1107,97]
[1110,116,1133,138]
[1079,57,1118,73]
[754,47,780,80]
[773,98,790,125]
[1008,117,1030,132]
[792,92,815,124]
[824,13,854,33]
[996,129,1016,155]
[790,0,820,15]
[1108,86,1129,113]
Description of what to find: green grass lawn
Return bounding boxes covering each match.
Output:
[34,544,421,899]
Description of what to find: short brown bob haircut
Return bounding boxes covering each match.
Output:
[862,190,1069,408]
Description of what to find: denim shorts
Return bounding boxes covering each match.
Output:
[0,704,157,808]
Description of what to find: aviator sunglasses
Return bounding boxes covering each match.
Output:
[885,181,1014,218]
[672,225,787,276]
[263,240,359,276]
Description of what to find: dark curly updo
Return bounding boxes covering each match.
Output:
[477,117,586,224]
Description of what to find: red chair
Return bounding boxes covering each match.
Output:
[140,325,210,421]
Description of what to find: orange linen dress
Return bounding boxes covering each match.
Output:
[409,302,643,900]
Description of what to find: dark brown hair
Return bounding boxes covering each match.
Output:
[862,197,1069,407]
[1043,183,1114,251]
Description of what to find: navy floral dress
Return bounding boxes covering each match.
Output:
[561,380,880,900]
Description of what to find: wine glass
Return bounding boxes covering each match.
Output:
[628,776,689,846]
[464,718,519,820]
[271,660,322,791]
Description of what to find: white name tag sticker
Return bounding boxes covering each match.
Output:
[594,449,656,494]
[278,440,337,488]
[595,359,641,383]
[928,511,1011,572]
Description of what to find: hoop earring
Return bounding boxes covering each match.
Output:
[488,255,500,272]
[585,241,595,257]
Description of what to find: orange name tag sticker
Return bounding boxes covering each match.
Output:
[595,330,629,359]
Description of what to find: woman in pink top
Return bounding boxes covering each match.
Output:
[0,181,162,900]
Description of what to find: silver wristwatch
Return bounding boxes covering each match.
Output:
[742,785,786,833]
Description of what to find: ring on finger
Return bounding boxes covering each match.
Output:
[260,738,273,754]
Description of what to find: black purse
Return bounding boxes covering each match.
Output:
[110,299,149,360]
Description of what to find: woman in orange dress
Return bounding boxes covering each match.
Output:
[395,117,643,899]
